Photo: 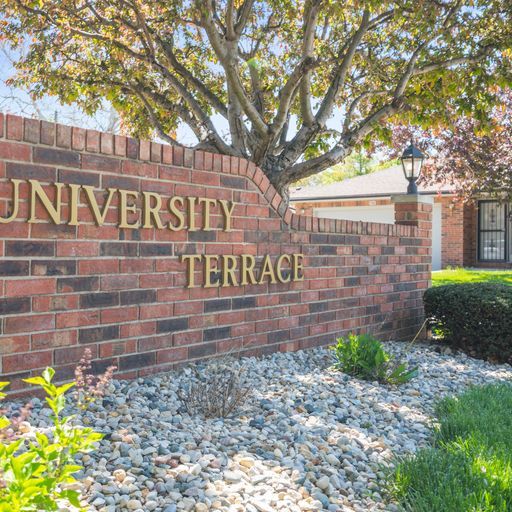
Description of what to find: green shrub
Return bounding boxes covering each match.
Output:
[0,368,102,511]
[424,283,512,362]
[331,333,418,385]
[390,383,512,512]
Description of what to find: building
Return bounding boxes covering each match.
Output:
[291,165,512,270]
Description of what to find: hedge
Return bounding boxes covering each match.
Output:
[424,283,512,363]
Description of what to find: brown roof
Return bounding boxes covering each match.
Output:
[290,165,454,201]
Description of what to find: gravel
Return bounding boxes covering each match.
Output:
[16,341,512,511]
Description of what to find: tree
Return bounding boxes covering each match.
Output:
[383,89,512,202]
[1,1,511,197]
[1,45,121,132]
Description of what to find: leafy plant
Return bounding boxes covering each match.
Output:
[0,368,102,511]
[332,333,418,385]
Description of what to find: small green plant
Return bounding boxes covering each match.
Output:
[331,333,418,385]
[0,368,102,511]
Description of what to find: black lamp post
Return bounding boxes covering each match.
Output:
[400,141,425,194]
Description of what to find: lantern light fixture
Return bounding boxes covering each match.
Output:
[400,141,425,194]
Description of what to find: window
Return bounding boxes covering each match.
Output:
[478,201,507,261]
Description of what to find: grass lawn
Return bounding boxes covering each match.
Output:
[390,384,512,512]
[432,267,512,286]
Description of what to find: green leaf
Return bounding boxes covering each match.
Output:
[35,432,49,448]
[23,376,48,387]
[42,367,55,384]
[11,451,37,479]
[59,489,81,507]
[0,416,10,429]
[55,382,75,396]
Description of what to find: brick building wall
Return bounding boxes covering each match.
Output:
[438,196,465,267]
[0,114,431,393]
[463,202,478,267]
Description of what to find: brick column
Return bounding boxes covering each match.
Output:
[392,194,433,289]
[391,194,433,231]
[392,194,433,335]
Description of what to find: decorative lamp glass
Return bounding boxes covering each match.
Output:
[400,142,425,194]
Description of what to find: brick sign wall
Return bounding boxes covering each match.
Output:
[0,114,431,392]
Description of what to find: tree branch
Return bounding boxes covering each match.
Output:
[155,35,228,117]
[197,0,269,138]
[316,9,370,126]
[343,89,388,131]
[270,56,318,140]
[225,0,236,40]
[413,48,493,76]
[234,0,255,35]
[393,42,428,99]
[131,88,182,146]
[300,0,321,127]
[286,99,403,182]
[279,9,371,169]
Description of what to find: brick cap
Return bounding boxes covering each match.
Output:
[391,194,434,205]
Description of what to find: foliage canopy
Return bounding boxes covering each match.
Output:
[1,1,511,193]
[382,89,512,201]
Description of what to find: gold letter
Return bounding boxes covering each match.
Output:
[276,254,292,283]
[187,196,198,231]
[168,196,185,231]
[118,189,140,229]
[259,255,277,284]
[181,254,202,288]
[28,180,64,224]
[0,179,22,224]
[292,253,304,281]
[204,255,220,288]
[222,255,238,287]
[198,197,216,231]
[68,184,81,226]
[219,200,235,232]
[142,191,163,229]
[83,186,116,226]
[240,254,257,285]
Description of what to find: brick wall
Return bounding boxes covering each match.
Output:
[0,114,431,393]
[294,196,466,269]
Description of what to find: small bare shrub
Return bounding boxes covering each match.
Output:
[181,358,251,418]
[74,348,116,411]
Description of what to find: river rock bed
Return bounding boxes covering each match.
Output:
[21,342,512,511]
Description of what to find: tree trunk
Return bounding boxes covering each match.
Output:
[259,144,353,203]
[260,155,293,202]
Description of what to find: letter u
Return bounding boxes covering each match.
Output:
[0,179,22,224]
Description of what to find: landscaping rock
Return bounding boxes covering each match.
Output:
[19,342,512,511]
